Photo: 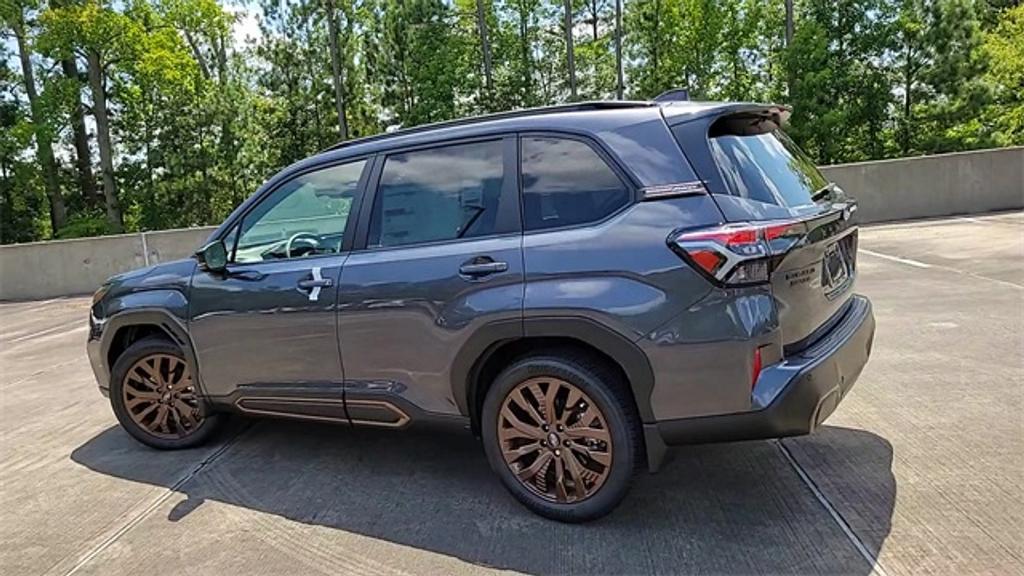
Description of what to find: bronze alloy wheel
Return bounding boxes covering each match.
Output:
[497,376,613,503]
[122,353,203,439]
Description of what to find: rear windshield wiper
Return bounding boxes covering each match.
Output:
[811,182,835,202]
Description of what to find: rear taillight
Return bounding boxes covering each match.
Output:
[670,220,805,286]
[751,347,763,391]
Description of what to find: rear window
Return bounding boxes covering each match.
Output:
[520,136,631,231]
[708,127,828,208]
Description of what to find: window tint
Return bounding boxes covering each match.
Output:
[520,137,630,231]
[709,129,827,208]
[369,140,508,248]
[234,160,365,263]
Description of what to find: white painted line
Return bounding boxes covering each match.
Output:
[956,216,986,224]
[864,211,1023,230]
[776,440,891,576]
[62,425,252,576]
[6,320,84,344]
[861,248,1023,290]
[859,249,932,268]
[0,296,67,312]
[0,357,79,389]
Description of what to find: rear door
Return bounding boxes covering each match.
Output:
[672,111,859,349]
[336,136,524,421]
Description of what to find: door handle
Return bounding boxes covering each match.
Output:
[459,260,508,277]
[297,267,333,302]
[297,278,334,289]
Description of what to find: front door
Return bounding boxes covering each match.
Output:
[189,158,369,399]
[337,137,524,422]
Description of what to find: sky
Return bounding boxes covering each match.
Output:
[228,2,264,46]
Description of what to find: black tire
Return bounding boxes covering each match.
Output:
[481,350,642,522]
[109,337,222,450]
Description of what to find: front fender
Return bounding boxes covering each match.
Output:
[88,290,203,395]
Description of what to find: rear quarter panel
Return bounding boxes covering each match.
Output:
[524,194,787,422]
[522,196,721,340]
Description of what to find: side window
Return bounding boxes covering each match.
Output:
[369,140,509,248]
[520,136,630,231]
[233,160,365,263]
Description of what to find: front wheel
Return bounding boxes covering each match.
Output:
[109,337,222,450]
[481,352,641,522]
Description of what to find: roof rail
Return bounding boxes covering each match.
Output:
[323,100,653,152]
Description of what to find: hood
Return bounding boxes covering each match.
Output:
[104,258,198,301]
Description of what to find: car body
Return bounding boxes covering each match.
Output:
[88,99,875,522]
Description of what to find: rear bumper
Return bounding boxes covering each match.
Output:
[655,294,875,446]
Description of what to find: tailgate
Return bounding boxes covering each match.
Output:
[698,109,859,349]
[769,211,858,349]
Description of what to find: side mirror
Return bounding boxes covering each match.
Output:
[195,240,228,272]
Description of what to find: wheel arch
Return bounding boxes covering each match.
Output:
[101,308,204,395]
[453,316,657,437]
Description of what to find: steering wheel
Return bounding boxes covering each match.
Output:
[285,232,322,258]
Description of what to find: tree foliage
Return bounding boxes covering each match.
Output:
[0,0,1020,244]
[984,3,1024,144]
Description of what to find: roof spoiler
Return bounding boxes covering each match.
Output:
[766,105,791,125]
[653,89,690,102]
[708,105,793,133]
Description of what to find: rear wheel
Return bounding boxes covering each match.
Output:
[109,337,222,450]
[482,352,640,522]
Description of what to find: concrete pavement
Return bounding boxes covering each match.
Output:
[2,212,1022,575]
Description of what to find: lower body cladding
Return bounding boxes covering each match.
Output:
[213,387,469,431]
[642,295,875,469]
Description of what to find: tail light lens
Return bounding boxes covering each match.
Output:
[751,347,763,390]
[670,220,806,286]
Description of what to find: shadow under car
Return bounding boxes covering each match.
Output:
[71,420,895,575]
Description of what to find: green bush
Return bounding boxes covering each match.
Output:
[54,215,115,239]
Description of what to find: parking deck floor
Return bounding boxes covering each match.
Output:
[2,212,1022,576]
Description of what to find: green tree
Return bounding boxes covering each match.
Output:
[370,0,471,127]
[0,44,48,243]
[983,3,1024,145]
[914,0,991,153]
[625,0,682,98]
[574,0,616,99]
[3,0,68,234]
[784,0,895,163]
[714,0,779,101]
[39,0,147,232]
[0,0,1018,246]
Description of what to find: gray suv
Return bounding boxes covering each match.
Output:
[87,100,875,522]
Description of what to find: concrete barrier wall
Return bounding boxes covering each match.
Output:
[0,227,215,301]
[143,227,216,265]
[1,147,1022,300]
[820,146,1023,223]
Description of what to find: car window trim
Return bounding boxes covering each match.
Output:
[515,131,638,236]
[352,135,521,252]
[222,155,374,267]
